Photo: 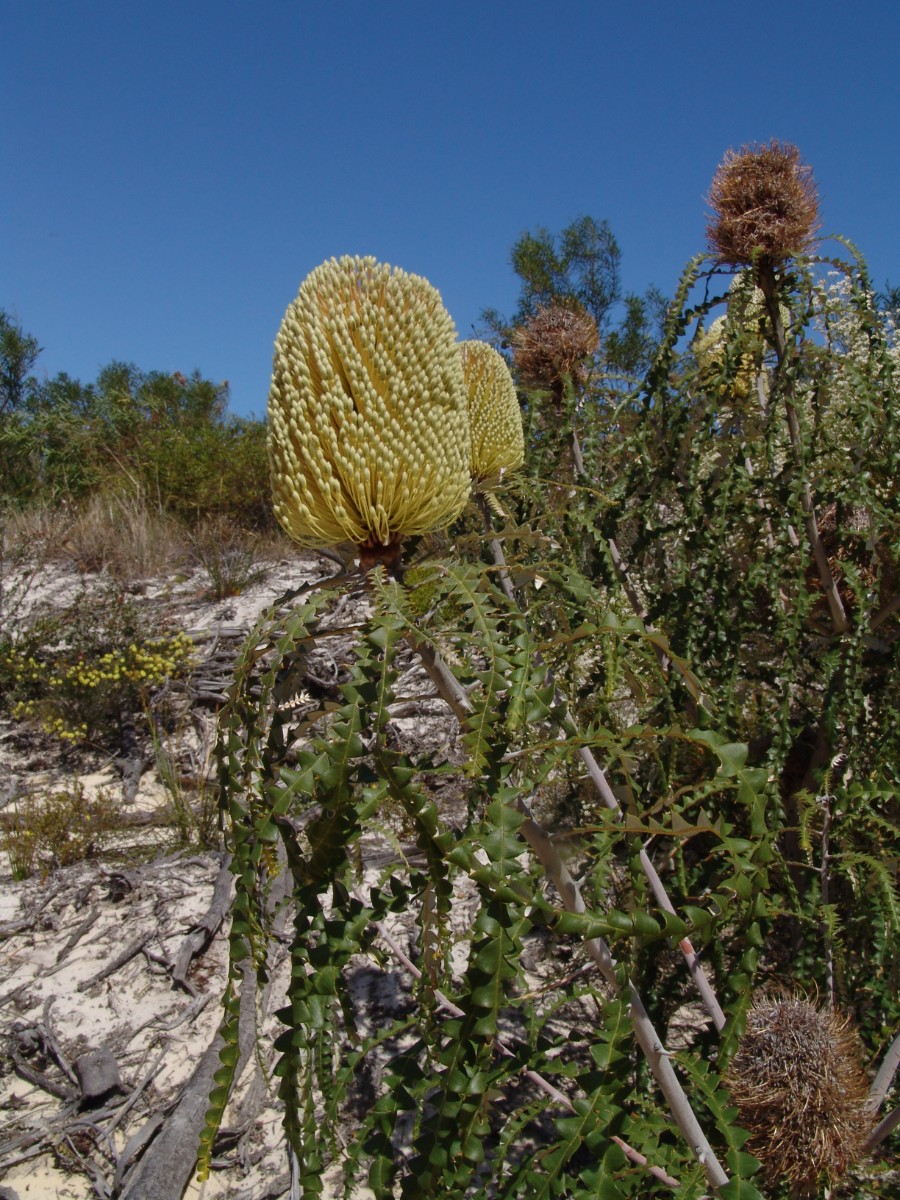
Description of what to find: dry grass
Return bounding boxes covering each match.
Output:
[187,513,272,599]
[58,491,188,578]
[707,140,820,266]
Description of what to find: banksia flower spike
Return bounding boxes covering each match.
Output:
[707,140,820,268]
[459,340,524,485]
[725,992,873,1197]
[511,302,599,398]
[268,256,472,569]
[693,274,776,400]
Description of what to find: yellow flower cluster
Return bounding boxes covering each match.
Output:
[7,632,195,742]
[268,256,473,552]
[268,257,529,560]
[459,340,524,485]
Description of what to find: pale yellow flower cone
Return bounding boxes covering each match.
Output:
[268,256,471,566]
[459,340,524,485]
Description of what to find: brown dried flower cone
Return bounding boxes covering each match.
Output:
[725,993,873,1197]
[511,302,599,396]
[707,141,820,266]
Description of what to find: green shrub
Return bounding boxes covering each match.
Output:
[1,781,120,879]
[0,584,194,746]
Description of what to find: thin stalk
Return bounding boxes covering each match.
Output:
[820,796,835,1006]
[408,633,730,1192]
[477,494,726,1033]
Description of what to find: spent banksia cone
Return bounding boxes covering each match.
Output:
[707,140,820,267]
[459,340,524,484]
[725,993,872,1197]
[511,302,599,396]
[268,256,471,566]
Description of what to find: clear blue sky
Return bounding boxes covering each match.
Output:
[4,1,899,418]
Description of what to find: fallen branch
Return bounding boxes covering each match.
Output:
[77,932,154,993]
[117,961,256,1200]
[170,854,233,993]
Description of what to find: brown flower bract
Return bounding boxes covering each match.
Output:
[511,302,599,395]
[725,993,872,1197]
[707,140,820,266]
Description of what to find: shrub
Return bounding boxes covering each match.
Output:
[1,782,120,879]
[202,186,898,1195]
[0,584,194,747]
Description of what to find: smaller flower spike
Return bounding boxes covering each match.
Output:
[459,340,524,484]
[268,257,471,564]
[707,140,820,267]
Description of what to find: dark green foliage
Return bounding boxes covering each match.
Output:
[0,310,40,415]
[0,334,271,526]
[204,557,781,1196]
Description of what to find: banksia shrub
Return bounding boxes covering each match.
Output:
[459,340,524,484]
[511,301,599,395]
[268,256,471,566]
[725,993,873,1196]
[693,274,772,400]
[707,140,820,266]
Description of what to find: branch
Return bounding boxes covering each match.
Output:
[863,1105,900,1155]
[516,806,729,1192]
[867,1032,900,1114]
[477,500,726,1033]
[405,632,730,1192]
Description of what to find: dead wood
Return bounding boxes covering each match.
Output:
[115,708,148,805]
[117,959,258,1200]
[9,1037,76,1101]
[52,904,100,967]
[76,931,154,993]
[170,853,233,993]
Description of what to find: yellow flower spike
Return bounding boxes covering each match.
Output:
[268,255,472,568]
[458,340,524,486]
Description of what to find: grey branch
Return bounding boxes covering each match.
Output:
[406,633,730,1192]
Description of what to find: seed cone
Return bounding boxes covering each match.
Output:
[511,302,599,395]
[459,340,524,484]
[707,140,820,266]
[268,256,471,559]
[725,993,873,1197]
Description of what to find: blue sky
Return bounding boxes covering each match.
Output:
[4,1,899,418]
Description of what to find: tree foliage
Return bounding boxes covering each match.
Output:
[480,216,666,378]
[0,310,40,416]
[0,323,271,526]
